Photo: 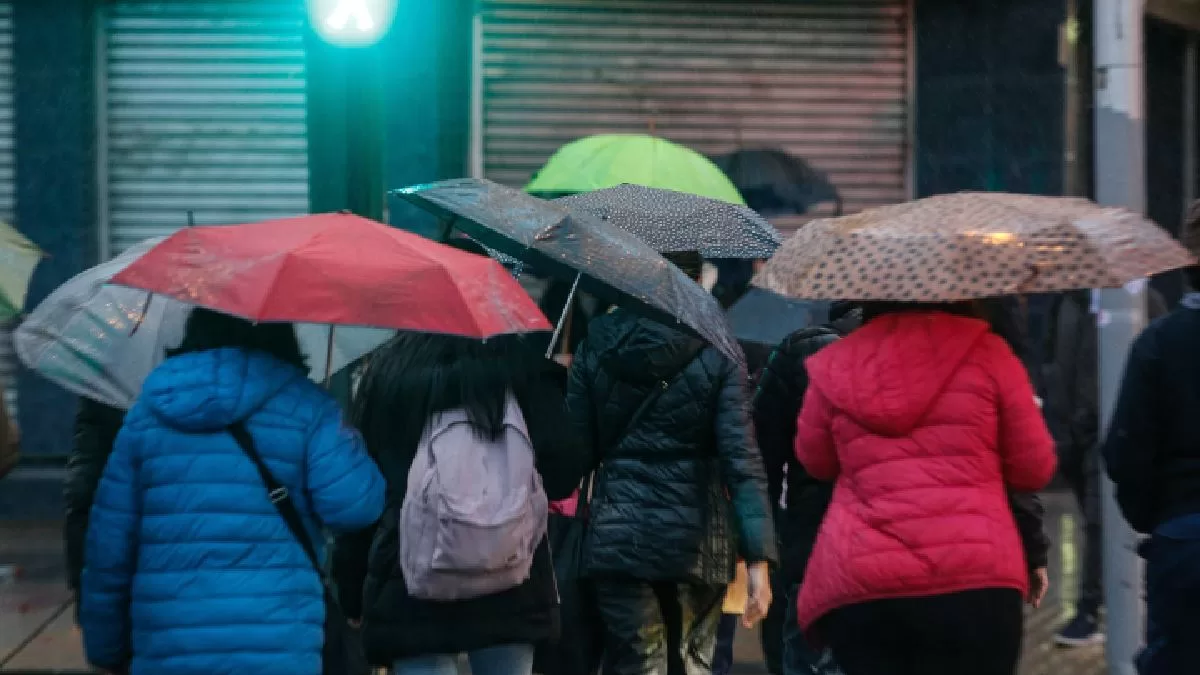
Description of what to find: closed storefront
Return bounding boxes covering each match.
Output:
[0,2,18,417]
[101,0,311,257]
[474,0,913,233]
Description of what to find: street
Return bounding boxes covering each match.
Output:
[1,491,1108,675]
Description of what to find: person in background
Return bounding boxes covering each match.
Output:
[79,308,385,675]
[567,250,777,675]
[1043,287,1166,647]
[334,332,583,675]
[793,301,1056,675]
[64,399,126,613]
[1103,203,1200,674]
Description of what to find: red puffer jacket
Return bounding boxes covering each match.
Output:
[793,311,1056,631]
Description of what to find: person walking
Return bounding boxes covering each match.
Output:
[64,399,125,616]
[333,332,584,675]
[755,300,1051,675]
[566,250,777,675]
[1043,287,1166,646]
[79,308,385,675]
[793,302,1057,675]
[1103,205,1200,674]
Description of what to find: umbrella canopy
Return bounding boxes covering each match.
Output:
[111,213,551,338]
[393,178,743,364]
[727,288,830,347]
[754,192,1198,302]
[15,238,395,409]
[0,221,42,321]
[712,149,842,217]
[556,184,781,259]
[525,134,746,205]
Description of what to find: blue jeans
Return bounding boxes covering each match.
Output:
[393,644,535,675]
[1137,514,1200,675]
[783,584,840,675]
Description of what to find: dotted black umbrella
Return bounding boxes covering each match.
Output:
[556,184,782,260]
[393,178,743,365]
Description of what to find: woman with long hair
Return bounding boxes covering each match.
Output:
[79,308,385,675]
[793,301,1056,675]
[333,332,584,675]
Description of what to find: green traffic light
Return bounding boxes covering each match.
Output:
[308,0,397,46]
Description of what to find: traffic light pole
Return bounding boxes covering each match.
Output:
[1093,1,1147,673]
[306,30,387,411]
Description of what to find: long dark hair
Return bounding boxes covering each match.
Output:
[167,307,307,370]
[351,332,553,477]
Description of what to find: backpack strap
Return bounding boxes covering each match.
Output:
[228,422,322,573]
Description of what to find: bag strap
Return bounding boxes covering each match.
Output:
[228,422,322,573]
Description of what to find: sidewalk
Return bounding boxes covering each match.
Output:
[2,492,1109,674]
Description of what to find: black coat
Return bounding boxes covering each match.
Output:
[332,360,584,664]
[1104,297,1200,533]
[753,314,856,582]
[565,310,776,585]
[64,399,126,594]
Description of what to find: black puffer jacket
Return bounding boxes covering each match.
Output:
[566,310,776,585]
[64,399,126,595]
[753,310,860,582]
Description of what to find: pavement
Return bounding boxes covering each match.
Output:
[1,491,1109,674]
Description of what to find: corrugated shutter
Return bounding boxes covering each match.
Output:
[104,0,310,255]
[478,0,911,234]
[0,3,17,418]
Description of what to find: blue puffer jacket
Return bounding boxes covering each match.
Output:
[80,348,385,675]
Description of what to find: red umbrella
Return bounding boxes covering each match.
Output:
[111,213,551,338]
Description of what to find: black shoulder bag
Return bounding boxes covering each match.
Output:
[228,423,369,675]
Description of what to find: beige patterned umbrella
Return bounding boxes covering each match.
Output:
[753,192,1198,302]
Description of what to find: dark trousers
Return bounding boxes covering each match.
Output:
[1064,450,1104,615]
[1137,515,1200,675]
[783,584,839,675]
[594,580,724,675]
[760,569,786,675]
[823,589,1024,675]
[712,613,738,675]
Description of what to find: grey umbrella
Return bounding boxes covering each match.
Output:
[393,178,743,365]
[555,184,782,260]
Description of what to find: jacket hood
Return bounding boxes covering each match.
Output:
[585,309,706,383]
[141,348,304,432]
[806,312,990,437]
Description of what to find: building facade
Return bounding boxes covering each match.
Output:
[2,0,1198,510]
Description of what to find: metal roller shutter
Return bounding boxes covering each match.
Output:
[0,3,17,418]
[477,0,912,233]
[103,0,310,256]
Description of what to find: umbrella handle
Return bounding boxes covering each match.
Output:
[323,325,335,388]
[545,272,582,359]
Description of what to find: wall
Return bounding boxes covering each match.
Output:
[13,0,95,458]
[381,0,472,238]
[915,0,1067,197]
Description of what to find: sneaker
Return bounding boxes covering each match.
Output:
[1055,613,1105,647]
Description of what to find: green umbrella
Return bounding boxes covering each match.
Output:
[0,222,41,321]
[525,134,746,205]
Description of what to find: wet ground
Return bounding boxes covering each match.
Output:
[0,491,1108,674]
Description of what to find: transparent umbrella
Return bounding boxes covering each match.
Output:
[15,238,393,409]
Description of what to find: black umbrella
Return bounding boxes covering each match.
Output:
[393,178,743,364]
[711,149,843,218]
[726,287,830,347]
[555,184,781,259]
